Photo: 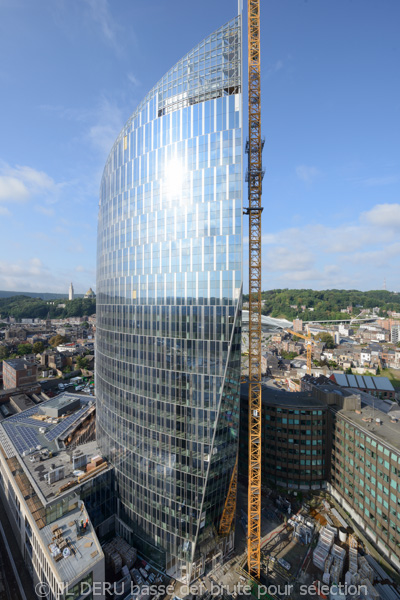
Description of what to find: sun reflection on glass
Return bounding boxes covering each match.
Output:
[164,157,186,198]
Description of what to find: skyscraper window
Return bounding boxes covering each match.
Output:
[96,14,243,583]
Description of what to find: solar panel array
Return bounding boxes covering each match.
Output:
[1,396,93,455]
[3,422,41,455]
[44,406,88,442]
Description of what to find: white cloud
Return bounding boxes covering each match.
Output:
[84,0,123,55]
[128,73,141,87]
[361,203,400,228]
[295,165,321,183]
[362,175,398,187]
[0,206,11,216]
[250,201,400,290]
[35,205,55,217]
[0,162,60,208]
[265,246,314,272]
[0,175,29,202]
[86,96,125,155]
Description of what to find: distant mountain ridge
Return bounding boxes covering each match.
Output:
[0,291,84,300]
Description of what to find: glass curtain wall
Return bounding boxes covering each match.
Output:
[96,15,242,583]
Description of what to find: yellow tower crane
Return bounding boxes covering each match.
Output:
[218,1,264,578]
[284,329,315,375]
[246,0,264,579]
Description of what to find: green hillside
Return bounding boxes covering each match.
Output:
[243,289,400,321]
[0,296,95,320]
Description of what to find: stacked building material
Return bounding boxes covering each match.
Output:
[102,536,137,573]
[330,559,344,585]
[313,545,330,571]
[323,572,331,585]
[359,557,374,583]
[313,526,335,570]
[328,544,346,585]
[325,555,333,573]
[331,544,346,562]
[345,571,353,586]
[102,542,123,574]
[361,578,380,600]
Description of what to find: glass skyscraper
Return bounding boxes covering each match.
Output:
[96,14,242,583]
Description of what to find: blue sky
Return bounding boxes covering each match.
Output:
[0,0,399,294]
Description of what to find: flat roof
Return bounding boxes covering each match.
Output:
[338,403,400,453]
[1,393,94,457]
[9,393,36,411]
[22,439,103,503]
[0,394,107,505]
[4,358,32,370]
[241,381,327,409]
[40,502,103,583]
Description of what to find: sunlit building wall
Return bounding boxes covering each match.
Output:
[96,15,242,582]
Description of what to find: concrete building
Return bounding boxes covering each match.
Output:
[329,403,400,571]
[3,358,37,390]
[96,14,243,584]
[68,282,74,301]
[240,376,400,571]
[0,394,114,600]
[391,323,400,344]
[293,318,303,333]
[239,383,330,490]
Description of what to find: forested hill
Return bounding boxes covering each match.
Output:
[0,290,82,300]
[0,296,96,320]
[242,289,400,321]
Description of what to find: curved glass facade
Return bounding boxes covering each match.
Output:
[96,15,242,582]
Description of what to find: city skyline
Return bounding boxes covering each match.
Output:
[1,0,400,293]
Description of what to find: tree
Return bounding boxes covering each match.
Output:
[49,334,68,347]
[33,341,44,354]
[17,343,33,356]
[315,332,336,349]
[76,356,89,369]
[0,346,9,360]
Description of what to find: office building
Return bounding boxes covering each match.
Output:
[240,377,400,571]
[0,394,114,600]
[329,404,400,571]
[3,358,37,390]
[239,383,330,491]
[96,15,243,583]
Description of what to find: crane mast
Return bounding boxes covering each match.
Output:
[245,0,263,579]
